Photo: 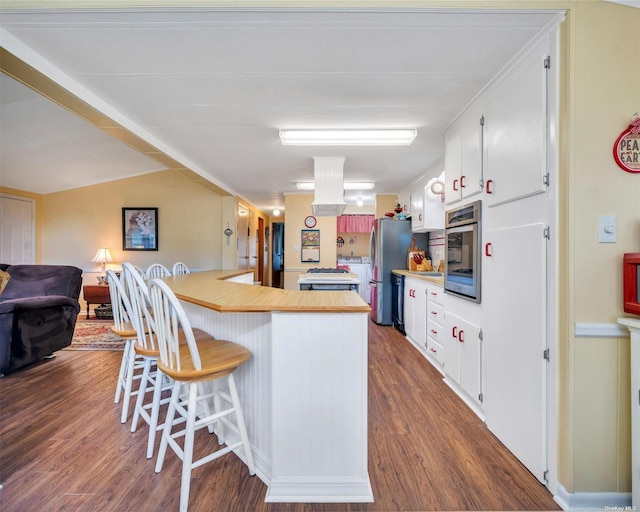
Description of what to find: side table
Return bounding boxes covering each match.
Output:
[83,284,111,319]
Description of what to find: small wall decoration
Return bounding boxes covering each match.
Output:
[122,207,158,251]
[613,113,640,174]
[301,229,320,263]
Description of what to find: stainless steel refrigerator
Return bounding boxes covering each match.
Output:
[369,218,414,325]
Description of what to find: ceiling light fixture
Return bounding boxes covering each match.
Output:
[296,182,375,190]
[273,208,281,216]
[280,129,417,146]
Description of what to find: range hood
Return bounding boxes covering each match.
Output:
[311,157,347,216]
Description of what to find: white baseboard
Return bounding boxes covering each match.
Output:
[555,483,632,510]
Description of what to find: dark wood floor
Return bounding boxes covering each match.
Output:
[0,320,560,512]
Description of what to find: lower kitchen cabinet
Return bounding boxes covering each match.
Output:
[404,276,427,348]
[349,263,371,303]
[425,284,445,370]
[443,310,483,411]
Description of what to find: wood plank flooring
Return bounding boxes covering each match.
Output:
[0,320,560,512]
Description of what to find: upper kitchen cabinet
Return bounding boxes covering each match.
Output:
[412,172,445,232]
[445,101,485,206]
[484,36,550,208]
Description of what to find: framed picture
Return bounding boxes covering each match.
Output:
[301,229,320,263]
[122,207,158,251]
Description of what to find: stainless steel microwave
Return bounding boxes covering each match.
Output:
[444,200,482,303]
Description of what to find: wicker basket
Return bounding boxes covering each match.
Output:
[95,304,113,319]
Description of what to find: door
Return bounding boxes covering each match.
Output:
[237,204,249,270]
[483,222,547,483]
[271,222,284,288]
[257,216,265,285]
[0,194,35,264]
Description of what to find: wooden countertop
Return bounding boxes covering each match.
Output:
[392,269,444,286]
[164,270,371,313]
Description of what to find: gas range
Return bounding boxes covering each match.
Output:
[298,268,360,291]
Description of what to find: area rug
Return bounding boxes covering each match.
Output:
[66,319,125,351]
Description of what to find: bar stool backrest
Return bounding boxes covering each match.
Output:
[148,278,201,373]
[123,262,158,351]
[145,263,171,280]
[107,269,133,332]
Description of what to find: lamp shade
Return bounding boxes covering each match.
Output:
[92,248,114,264]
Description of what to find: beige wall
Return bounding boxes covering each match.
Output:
[562,0,640,494]
[375,194,399,219]
[42,170,224,276]
[283,193,338,289]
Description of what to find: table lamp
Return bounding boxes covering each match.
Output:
[92,247,114,285]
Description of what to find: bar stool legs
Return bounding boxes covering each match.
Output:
[118,339,143,424]
[130,354,172,459]
[155,374,255,512]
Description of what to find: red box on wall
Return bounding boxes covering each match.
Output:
[624,252,640,316]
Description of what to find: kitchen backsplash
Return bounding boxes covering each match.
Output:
[428,230,445,268]
[337,232,369,258]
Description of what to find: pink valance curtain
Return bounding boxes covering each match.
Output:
[337,215,375,234]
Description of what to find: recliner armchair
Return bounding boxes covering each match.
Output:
[0,265,82,376]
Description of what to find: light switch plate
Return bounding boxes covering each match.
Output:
[598,215,617,243]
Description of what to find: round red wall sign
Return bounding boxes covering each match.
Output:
[613,115,640,174]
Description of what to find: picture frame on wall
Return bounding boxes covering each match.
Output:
[301,229,320,263]
[122,207,158,251]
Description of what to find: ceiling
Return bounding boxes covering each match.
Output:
[0,6,565,213]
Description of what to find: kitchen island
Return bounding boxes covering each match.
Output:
[164,270,373,503]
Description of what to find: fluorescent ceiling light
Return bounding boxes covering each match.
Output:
[280,129,417,146]
[296,182,375,190]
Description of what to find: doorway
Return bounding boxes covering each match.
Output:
[271,222,284,288]
[0,194,35,264]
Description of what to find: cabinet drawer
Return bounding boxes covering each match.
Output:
[428,302,444,325]
[427,320,444,344]
[427,286,444,305]
[427,337,445,366]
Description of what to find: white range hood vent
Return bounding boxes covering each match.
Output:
[311,157,347,217]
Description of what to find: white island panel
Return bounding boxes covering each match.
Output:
[179,298,372,503]
[267,311,372,503]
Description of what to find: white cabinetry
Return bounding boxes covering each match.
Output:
[398,189,411,217]
[410,188,424,232]
[443,309,482,409]
[349,263,371,303]
[411,180,445,233]
[484,36,550,207]
[482,222,547,483]
[404,276,427,348]
[425,284,445,370]
[445,102,485,205]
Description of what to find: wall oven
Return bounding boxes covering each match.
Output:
[444,200,481,303]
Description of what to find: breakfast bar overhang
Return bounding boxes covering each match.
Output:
[164,270,374,503]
